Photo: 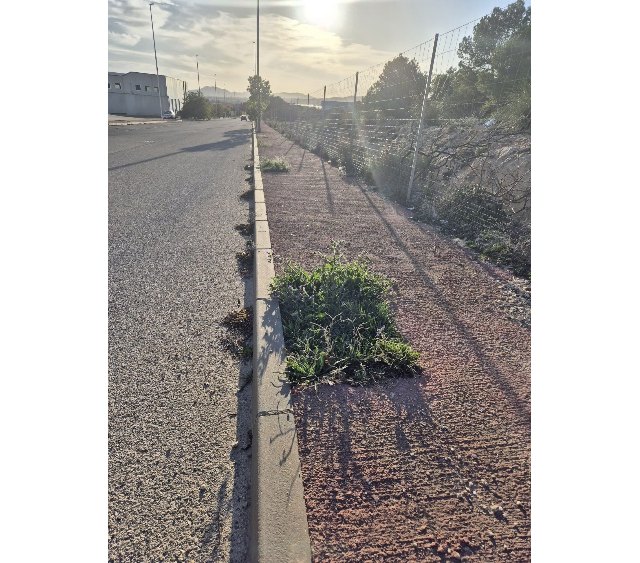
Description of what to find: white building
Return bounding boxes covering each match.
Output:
[108,72,188,117]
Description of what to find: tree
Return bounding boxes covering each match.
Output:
[362,55,426,121]
[246,75,272,122]
[431,65,494,118]
[181,92,213,120]
[458,0,531,72]
[430,0,530,124]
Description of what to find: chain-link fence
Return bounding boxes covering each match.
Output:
[265,2,531,277]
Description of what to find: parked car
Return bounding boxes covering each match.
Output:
[240,115,248,121]
[162,109,176,119]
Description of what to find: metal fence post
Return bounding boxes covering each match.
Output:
[321,85,327,156]
[350,72,359,170]
[407,33,439,204]
[353,72,359,120]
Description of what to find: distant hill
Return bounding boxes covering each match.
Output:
[184,88,353,105]
[273,92,308,101]
[274,93,357,104]
[189,86,249,101]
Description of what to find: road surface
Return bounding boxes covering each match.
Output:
[109,119,253,562]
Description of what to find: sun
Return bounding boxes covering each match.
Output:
[302,0,342,29]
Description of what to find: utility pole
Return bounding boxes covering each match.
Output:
[148,2,163,117]
[256,0,261,132]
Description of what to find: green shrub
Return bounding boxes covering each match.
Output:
[430,184,508,240]
[369,152,411,201]
[181,92,213,120]
[469,229,511,262]
[271,244,420,385]
[260,157,290,172]
[494,82,531,131]
[468,228,531,278]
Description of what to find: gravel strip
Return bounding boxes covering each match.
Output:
[258,123,531,562]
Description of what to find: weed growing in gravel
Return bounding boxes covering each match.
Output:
[236,240,254,277]
[271,244,420,385]
[234,223,253,237]
[222,306,253,360]
[260,157,290,172]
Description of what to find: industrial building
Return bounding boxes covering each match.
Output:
[108,71,188,117]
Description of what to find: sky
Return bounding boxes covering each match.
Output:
[108,0,527,96]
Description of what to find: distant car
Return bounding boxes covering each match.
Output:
[162,109,176,119]
[240,115,248,121]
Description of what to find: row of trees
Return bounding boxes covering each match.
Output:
[178,73,273,121]
[180,92,237,120]
[362,0,531,129]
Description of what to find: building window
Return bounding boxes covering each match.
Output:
[114,83,121,90]
[154,86,158,92]
[145,86,150,92]
[108,82,110,89]
[135,85,141,91]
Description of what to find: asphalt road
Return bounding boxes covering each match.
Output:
[109,119,253,562]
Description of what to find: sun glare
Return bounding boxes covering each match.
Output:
[303,0,342,29]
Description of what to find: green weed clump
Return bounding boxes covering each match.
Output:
[271,245,420,385]
[260,157,290,172]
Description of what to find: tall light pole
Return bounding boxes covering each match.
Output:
[252,41,256,76]
[256,0,261,132]
[196,54,200,95]
[212,74,218,116]
[148,2,163,118]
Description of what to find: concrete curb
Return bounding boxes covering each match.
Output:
[249,124,312,562]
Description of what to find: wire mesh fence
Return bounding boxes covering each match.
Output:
[265,1,531,277]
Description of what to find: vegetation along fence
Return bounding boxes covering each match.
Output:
[264,1,531,277]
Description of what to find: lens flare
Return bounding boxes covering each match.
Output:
[303,0,342,29]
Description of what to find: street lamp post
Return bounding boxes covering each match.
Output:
[148,2,163,118]
[196,54,200,95]
[256,0,260,132]
[252,41,256,76]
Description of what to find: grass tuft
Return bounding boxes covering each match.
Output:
[260,157,290,172]
[271,243,420,385]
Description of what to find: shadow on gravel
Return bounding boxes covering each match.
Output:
[296,149,306,172]
[348,177,530,425]
[109,128,251,171]
[293,376,488,560]
[321,160,336,216]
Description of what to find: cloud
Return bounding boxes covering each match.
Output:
[108,0,395,93]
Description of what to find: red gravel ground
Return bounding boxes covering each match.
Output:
[258,123,531,562]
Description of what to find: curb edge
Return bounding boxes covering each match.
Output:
[249,123,312,563]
